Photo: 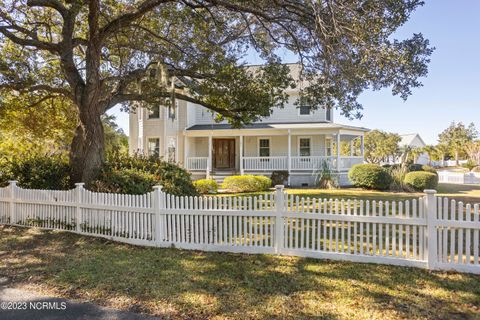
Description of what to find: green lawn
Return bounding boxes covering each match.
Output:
[219,183,480,205]
[1,226,479,319]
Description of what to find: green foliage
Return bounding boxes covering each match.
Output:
[90,168,157,195]
[462,159,478,171]
[348,164,392,190]
[472,166,480,173]
[270,171,289,186]
[221,175,272,193]
[193,179,218,195]
[98,154,197,196]
[103,115,129,155]
[314,161,338,189]
[0,155,71,190]
[385,165,410,192]
[404,171,438,191]
[364,130,401,164]
[438,122,478,161]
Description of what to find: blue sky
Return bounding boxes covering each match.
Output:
[109,1,480,145]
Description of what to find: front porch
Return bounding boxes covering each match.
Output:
[182,123,367,186]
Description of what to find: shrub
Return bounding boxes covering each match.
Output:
[0,155,71,190]
[90,168,157,194]
[462,159,478,171]
[388,166,411,192]
[193,179,218,194]
[221,175,272,193]
[315,160,338,189]
[270,171,289,186]
[348,164,392,190]
[472,166,480,173]
[404,171,439,191]
[99,154,197,196]
[407,163,424,172]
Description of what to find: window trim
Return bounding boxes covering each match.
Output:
[297,136,312,157]
[298,104,312,116]
[257,137,271,157]
[147,136,161,157]
[147,105,160,119]
[325,137,332,156]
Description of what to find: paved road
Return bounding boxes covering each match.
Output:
[0,278,159,320]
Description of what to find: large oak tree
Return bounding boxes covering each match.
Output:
[0,0,433,184]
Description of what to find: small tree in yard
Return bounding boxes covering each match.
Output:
[364,130,401,164]
[438,122,478,165]
[0,0,433,185]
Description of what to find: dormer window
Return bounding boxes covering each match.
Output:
[326,108,332,121]
[299,105,311,115]
[148,105,160,119]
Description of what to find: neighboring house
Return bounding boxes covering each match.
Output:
[129,64,368,186]
[399,133,429,165]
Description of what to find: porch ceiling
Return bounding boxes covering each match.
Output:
[185,122,369,137]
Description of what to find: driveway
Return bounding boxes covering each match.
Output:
[0,277,159,320]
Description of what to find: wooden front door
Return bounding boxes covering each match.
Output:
[213,139,235,170]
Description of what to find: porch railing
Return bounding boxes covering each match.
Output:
[339,156,364,170]
[291,156,332,170]
[186,157,208,170]
[243,156,287,171]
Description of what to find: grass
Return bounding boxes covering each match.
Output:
[218,183,480,205]
[1,226,480,319]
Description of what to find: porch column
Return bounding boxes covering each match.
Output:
[336,133,341,172]
[360,135,365,157]
[239,135,244,175]
[207,135,213,179]
[287,129,291,185]
[183,133,188,169]
[350,139,354,156]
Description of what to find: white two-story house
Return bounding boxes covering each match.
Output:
[129,64,368,186]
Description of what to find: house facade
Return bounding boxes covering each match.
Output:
[399,133,430,165]
[129,64,368,186]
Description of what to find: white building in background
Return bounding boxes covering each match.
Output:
[399,133,429,165]
[129,64,368,186]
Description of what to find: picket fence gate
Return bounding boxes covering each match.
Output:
[0,181,479,274]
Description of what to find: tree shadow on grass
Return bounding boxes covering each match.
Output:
[1,226,479,319]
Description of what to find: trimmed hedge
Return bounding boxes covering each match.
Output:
[90,168,157,194]
[348,164,392,190]
[404,171,439,191]
[408,164,437,174]
[221,175,272,193]
[0,155,71,190]
[472,166,480,173]
[193,179,218,194]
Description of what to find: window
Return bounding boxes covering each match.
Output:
[299,138,311,157]
[326,108,332,121]
[299,105,311,115]
[325,138,332,156]
[168,100,177,120]
[148,105,160,119]
[147,138,160,157]
[259,138,270,157]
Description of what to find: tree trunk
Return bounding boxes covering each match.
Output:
[455,150,459,166]
[70,108,105,185]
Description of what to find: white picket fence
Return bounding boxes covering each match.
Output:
[438,171,480,185]
[1,181,479,274]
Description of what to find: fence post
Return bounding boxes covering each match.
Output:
[8,181,17,225]
[274,185,285,254]
[153,185,164,246]
[424,189,438,270]
[75,183,84,233]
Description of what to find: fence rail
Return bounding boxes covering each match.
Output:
[1,181,479,274]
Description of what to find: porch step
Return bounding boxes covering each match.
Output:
[211,174,234,185]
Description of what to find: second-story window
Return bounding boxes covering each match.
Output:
[299,105,311,115]
[168,101,177,120]
[326,108,332,121]
[148,105,160,119]
[259,139,270,157]
[299,138,311,157]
